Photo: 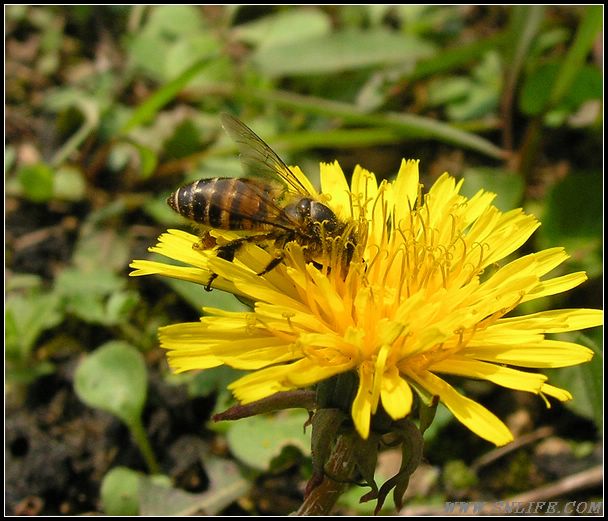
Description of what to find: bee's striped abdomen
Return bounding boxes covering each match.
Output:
[167,177,275,231]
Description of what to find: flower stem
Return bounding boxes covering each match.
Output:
[295,433,358,515]
[129,418,160,475]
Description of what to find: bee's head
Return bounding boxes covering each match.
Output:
[290,198,340,234]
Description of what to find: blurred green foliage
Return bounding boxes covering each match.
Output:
[5,5,602,516]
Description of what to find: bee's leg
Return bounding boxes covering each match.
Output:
[205,241,242,291]
[257,234,295,275]
[205,232,287,289]
[258,251,285,275]
[204,273,217,292]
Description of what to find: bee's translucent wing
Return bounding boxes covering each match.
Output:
[220,113,313,196]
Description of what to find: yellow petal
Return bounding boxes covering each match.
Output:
[497,308,603,332]
[464,339,594,368]
[351,165,378,221]
[409,370,513,446]
[541,383,572,402]
[392,159,420,229]
[289,165,319,198]
[320,161,352,220]
[522,272,588,302]
[381,369,413,420]
[352,364,374,439]
[430,357,547,393]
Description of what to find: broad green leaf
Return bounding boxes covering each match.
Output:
[460,168,524,212]
[164,35,226,84]
[427,77,471,106]
[61,262,124,298]
[17,163,54,202]
[519,62,559,116]
[163,276,249,313]
[561,65,602,108]
[74,341,147,427]
[5,145,16,174]
[544,330,603,432]
[142,195,179,225]
[53,166,86,201]
[521,63,603,117]
[101,466,141,516]
[139,455,248,515]
[225,411,311,470]
[5,291,64,362]
[127,6,209,82]
[251,28,435,77]
[144,5,206,37]
[446,85,498,121]
[234,8,331,49]
[72,226,130,273]
[536,172,602,277]
[188,366,244,398]
[163,120,203,160]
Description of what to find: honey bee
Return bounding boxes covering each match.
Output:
[167,113,356,290]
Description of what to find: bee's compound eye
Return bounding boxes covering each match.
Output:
[297,198,312,219]
[310,202,338,231]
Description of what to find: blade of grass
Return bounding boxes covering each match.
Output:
[51,98,99,167]
[241,87,508,159]
[409,31,508,81]
[547,5,602,109]
[120,54,218,134]
[157,127,412,177]
[518,6,602,177]
[501,6,545,151]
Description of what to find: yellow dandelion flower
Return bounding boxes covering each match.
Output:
[130,159,602,446]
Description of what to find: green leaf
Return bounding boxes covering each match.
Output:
[100,466,141,516]
[562,64,603,109]
[163,276,249,313]
[520,63,602,117]
[536,172,602,277]
[251,28,435,77]
[5,145,16,174]
[164,35,227,86]
[54,268,128,325]
[144,5,206,38]
[53,166,87,201]
[163,120,203,160]
[546,5,603,109]
[5,291,64,363]
[72,226,130,273]
[121,56,219,134]
[139,455,248,515]
[519,62,558,116]
[234,8,331,49]
[428,77,471,106]
[17,163,55,202]
[238,88,507,159]
[225,411,311,470]
[127,6,208,81]
[410,32,507,81]
[74,341,147,428]
[460,167,525,212]
[132,143,158,179]
[544,330,603,432]
[188,366,243,398]
[44,88,101,167]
